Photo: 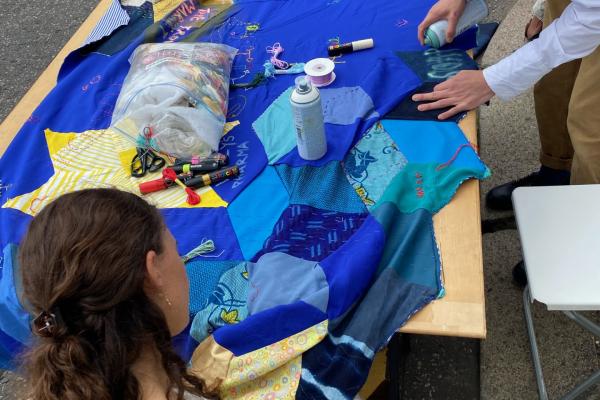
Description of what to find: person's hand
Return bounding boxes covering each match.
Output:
[525,16,543,41]
[412,70,495,120]
[418,0,467,45]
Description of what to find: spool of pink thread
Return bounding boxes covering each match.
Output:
[304,58,336,87]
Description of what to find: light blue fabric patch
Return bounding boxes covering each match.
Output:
[0,244,30,344]
[320,86,379,125]
[252,86,382,165]
[276,161,366,214]
[247,252,329,314]
[189,261,250,344]
[252,87,296,164]
[344,122,408,210]
[227,166,289,260]
[381,119,487,171]
[186,260,242,315]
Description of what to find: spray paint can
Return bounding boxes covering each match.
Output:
[424,0,488,48]
[290,76,327,160]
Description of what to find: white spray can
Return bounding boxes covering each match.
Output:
[290,76,327,160]
[424,0,489,48]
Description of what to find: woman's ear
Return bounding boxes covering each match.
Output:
[145,250,164,290]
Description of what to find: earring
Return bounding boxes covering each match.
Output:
[160,292,173,307]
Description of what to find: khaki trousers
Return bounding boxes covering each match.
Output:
[533,0,600,184]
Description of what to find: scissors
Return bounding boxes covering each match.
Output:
[131,147,166,178]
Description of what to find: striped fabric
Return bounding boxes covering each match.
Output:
[83,0,131,47]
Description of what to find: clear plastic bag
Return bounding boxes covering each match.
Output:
[110,42,237,158]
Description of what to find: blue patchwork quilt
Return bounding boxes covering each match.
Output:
[0,0,489,397]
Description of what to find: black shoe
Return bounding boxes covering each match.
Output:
[485,166,570,211]
[512,260,527,287]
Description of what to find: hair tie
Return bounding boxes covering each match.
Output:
[32,309,62,338]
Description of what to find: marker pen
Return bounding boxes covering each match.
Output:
[170,160,221,174]
[174,153,229,167]
[327,38,374,57]
[183,165,240,188]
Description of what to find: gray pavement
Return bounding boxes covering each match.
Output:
[0,0,98,123]
[1,1,600,399]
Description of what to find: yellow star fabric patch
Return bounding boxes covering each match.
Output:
[2,129,227,216]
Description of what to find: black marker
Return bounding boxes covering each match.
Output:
[174,153,229,167]
[184,165,240,189]
[170,160,221,174]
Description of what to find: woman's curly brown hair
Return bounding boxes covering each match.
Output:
[19,188,209,400]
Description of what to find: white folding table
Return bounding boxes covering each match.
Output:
[513,185,600,400]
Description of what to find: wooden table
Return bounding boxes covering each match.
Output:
[0,0,485,397]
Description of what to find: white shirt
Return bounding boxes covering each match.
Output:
[483,0,600,100]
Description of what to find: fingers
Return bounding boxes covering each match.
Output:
[433,80,451,91]
[418,22,426,45]
[445,13,459,43]
[412,89,449,102]
[438,105,465,120]
[417,98,455,112]
[418,12,439,45]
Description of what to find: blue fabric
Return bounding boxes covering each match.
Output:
[344,122,408,209]
[0,0,482,376]
[214,115,269,203]
[0,208,31,249]
[320,215,386,319]
[213,300,327,356]
[296,209,441,398]
[0,244,30,344]
[385,81,467,123]
[320,86,379,126]
[396,48,479,83]
[227,166,289,260]
[186,260,242,315]
[189,262,250,344]
[276,161,366,213]
[330,258,439,352]
[297,336,372,400]
[275,54,421,168]
[161,207,244,261]
[252,86,380,165]
[0,329,24,370]
[172,321,200,362]
[473,22,499,58]
[247,252,329,314]
[252,87,297,164]
[372,205,441,289]
[252,205,368,262]
[381,119,486,170]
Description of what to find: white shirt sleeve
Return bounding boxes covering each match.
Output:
[483,0,600,100]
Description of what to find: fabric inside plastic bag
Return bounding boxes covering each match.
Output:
[110,42,237,158]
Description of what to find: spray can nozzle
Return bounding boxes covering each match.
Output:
[294,76,312,94]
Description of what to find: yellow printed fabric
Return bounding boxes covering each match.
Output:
[219,320,328,399]
[153,0,186,21]
[2,129,226,216]
[154,0,234,23]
